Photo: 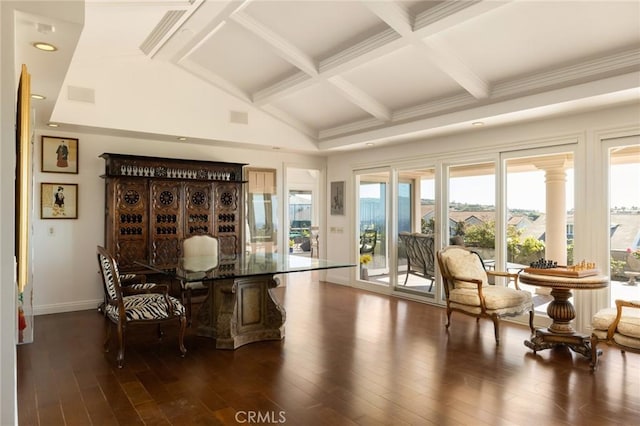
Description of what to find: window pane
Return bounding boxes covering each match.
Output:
[289,190,312,256]
[358,173,388,282]
[448,163,496,258]
[609,144,640,305]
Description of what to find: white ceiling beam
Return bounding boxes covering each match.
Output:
[421,37,490,99]
[328,76,391,122]
[253,1,506,106]
[229,11,318,77]
[363,0,491,100]
[261,104,319,140]
[178,57,252,102]
[363,0,412,35]
[252,71,312,106]
[413,0,511,37]
[254,29,403,105]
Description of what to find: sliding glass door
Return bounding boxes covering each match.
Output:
[607,140,640,306]
[395,168,436,296]
[357,171,389,283]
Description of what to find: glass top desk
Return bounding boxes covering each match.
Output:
[137,254,355,349]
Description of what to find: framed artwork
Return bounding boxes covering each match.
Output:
[41,136,78,174]
[17,65,33,343]
[41,183,78,219]
[330,181,345,215]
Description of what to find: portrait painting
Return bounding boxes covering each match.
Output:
[41,136,79,174]
[41,183,78,219]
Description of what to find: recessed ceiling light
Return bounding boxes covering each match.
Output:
[365,142,375,147]
[32,42,57,52]
[472,121,485,127]
[31,94,46,100]
[47,123,59,128]
[177,137,187,141]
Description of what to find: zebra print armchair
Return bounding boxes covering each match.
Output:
[97,246,187,368]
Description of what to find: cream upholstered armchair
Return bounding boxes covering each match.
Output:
[436,245,534,344]
[590,299,640,370]
[181,234,219,324]
[97,246,186,368]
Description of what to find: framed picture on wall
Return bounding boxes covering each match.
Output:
[330,181,345,215]
[41,183,78,219]
[41,136,79,174]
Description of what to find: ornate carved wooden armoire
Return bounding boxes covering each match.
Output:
[100,153,245,272]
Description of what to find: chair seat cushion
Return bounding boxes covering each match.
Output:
[613,332,640,349]
[592,306,640,339]
[105,293,185,322]
[450,286,532,310]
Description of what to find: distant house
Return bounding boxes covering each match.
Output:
[420,205,639,252]
[423,208,534,238]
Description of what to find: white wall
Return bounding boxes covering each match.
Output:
[0,2,18,423]
[31,131,325,314]
[323,103,640,299]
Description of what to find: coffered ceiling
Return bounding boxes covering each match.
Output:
[15,0,640,152]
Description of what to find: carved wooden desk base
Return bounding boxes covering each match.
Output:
[196,275,285,349]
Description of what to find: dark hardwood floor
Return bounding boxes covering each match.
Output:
[18,273,639,425]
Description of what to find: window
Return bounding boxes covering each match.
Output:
[357,171,389,282]
[607,141,640,305]
[246,168,277,253]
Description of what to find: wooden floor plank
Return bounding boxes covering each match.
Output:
[18,277,639,425]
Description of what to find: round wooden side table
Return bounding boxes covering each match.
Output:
[520,271,608,358]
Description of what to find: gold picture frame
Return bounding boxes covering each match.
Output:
[41,183,78,219]
[41,136,79,174]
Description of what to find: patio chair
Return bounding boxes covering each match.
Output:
[360,228,377,254]
[398,232,436,291]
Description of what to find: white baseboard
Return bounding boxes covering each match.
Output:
[33,299,102,316]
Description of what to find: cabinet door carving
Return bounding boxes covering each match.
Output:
[185,182,213,238]
[215,183,240,258]
[150,181,182,267]
[110,179,148,269]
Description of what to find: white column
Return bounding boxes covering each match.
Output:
[535,158,569,265]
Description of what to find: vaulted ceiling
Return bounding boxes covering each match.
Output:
[15,0,640,153]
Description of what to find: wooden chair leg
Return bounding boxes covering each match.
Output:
[492,315,500,345]
[445,308,452,329]
[116,322,126,368]
[177,315,187,357]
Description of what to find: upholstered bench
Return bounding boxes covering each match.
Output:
[590,299,640,370]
